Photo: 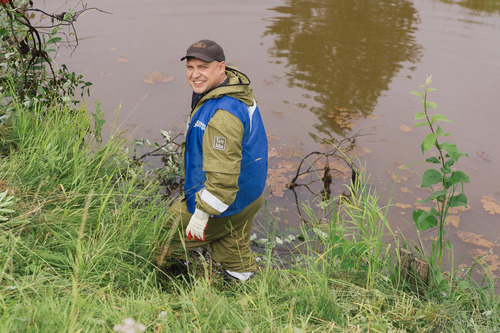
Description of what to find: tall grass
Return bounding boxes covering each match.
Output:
[291,169,394,292]
[0,100,498,332]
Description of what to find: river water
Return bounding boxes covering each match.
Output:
[42,0,500,282]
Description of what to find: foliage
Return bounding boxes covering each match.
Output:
[0,97,498,331]
[0,0,94,120]
[91,100,105,144]
[410,76,470,269]
[0,189,15,221]
[133,130,184,196]
[288,169,394,290]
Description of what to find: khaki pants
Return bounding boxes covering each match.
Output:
[158,193,263,273]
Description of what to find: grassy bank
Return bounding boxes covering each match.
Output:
[1,101,499,332]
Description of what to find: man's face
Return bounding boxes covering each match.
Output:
[186,58,226,94]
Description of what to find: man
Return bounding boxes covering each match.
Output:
[157,39,268,282]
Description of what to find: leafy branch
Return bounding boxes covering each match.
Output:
[410,76,470,268]
[1,1,108,109]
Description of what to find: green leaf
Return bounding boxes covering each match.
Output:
[435,126,450,137]
[414,112,426,120]
[36,86,45,95]
[426,101,438,109]
[429,207,439,215]
[414,121,429,128]
[445,237,453,250]
[425,76,433,86]
[441,158,455,174]
[416,196,432,204]
[445,158,455,168]
[410,91,424,98]
[51,27,62,35]
[0,28,9,38]
[421,169,442,188]
[340,258,355,270]
[449,193,467,207]
[48,37,62,45]
[63,80,72,90]
[426,157,440,164]
[431,190,448,200]
[430,114,450,124]
[441,165,451,174]
[413,209,438,230]
[440,142,460,161]
[448,171,470,187]
[421,133,436,153]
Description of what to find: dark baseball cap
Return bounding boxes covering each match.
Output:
[180,39,225,63]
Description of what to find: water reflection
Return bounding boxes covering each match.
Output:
[443,0,500,14]
[264,0,422,138]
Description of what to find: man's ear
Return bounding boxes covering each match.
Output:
[219,61,226,73]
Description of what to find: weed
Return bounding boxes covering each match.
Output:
[410,76,469,269]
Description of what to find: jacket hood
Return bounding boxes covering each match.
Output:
[194,66,256,111]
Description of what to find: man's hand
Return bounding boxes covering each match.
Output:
[186,208,209,241]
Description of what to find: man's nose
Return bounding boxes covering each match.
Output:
[192,68,201,77]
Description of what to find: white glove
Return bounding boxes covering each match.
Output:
[186,208,209,241]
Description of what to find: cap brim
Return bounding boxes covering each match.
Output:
[180,53,216,62]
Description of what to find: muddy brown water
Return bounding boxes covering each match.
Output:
[43,0,500,286]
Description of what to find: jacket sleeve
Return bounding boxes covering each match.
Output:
[195,109,244,216]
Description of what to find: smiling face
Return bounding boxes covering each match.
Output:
[186,57,226,94]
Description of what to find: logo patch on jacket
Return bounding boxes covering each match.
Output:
[194,120,206,131]
[213,136,226,151]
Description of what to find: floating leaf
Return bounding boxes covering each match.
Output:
[477,151,490,161]
[143,71,174,84]
[400,187,413,194]
[457,231,497,248]
[395,203,412,209]
[117,57,129,63]
[481,195,500,215]
[399,124,413,133]
[270,110,284,118]
[469,249,500,272]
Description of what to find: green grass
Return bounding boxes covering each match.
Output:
[0,100,499,332]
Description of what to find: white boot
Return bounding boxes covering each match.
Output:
[223,270,254,282]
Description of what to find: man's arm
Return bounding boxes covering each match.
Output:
[196,109,243,216]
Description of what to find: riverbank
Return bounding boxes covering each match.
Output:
[0,100,498,331]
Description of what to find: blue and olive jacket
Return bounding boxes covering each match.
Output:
[183,66,268,217]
